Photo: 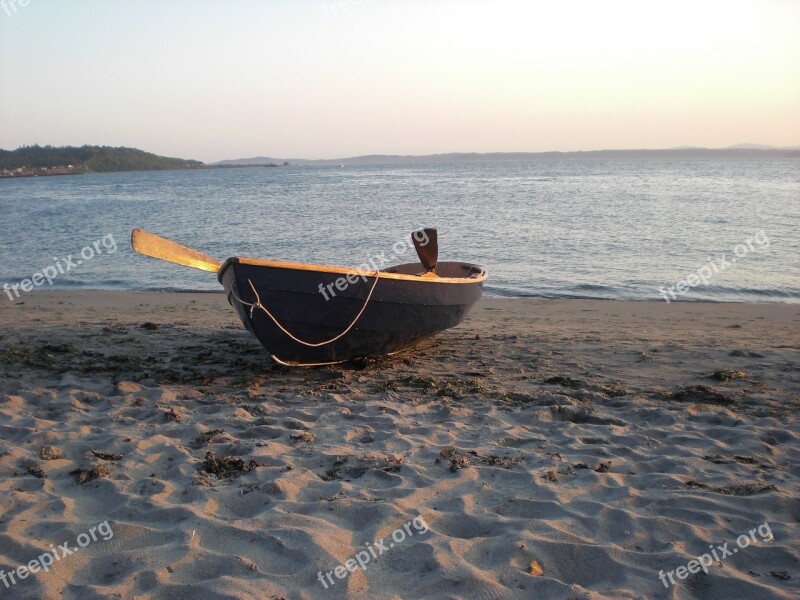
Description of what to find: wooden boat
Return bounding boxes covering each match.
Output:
[131,228,487,366]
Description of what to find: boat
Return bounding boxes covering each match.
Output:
[131,228,487,366]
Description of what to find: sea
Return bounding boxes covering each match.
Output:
[0,159,798,303]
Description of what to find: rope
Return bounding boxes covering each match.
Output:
[229,273,381,348]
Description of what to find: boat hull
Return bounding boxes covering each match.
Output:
[218,258,485,365]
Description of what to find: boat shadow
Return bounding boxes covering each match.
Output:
[0,320,466,386]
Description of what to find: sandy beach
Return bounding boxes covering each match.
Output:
[0,292,797,599]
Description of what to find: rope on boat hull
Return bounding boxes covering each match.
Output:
[230,273,381,348]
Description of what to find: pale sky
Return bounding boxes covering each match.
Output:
[1,0,798,162]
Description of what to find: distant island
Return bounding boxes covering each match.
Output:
[218,144,800,166]
[3,144,797,178]
[0,145,204,178]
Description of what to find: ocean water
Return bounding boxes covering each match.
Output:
[0,159,798,302]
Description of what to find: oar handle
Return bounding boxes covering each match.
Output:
[131,228,222,273]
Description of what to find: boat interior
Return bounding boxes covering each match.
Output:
[382,262,485,279]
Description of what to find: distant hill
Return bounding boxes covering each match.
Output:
[0,145,203,177]
[217,146,800,166]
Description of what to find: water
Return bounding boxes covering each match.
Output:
[0,159,798,302]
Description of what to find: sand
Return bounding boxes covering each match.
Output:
[0,292,797,599]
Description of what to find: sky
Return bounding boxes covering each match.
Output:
[1,0,798,162]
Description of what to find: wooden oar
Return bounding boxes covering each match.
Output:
[412,228,438,277]
[131,228,221,273]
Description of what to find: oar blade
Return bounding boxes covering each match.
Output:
[412,228,438,273]
[131,228,221,273]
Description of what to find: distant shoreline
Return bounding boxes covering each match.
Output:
[218,146,800,166]
[0,163,289,180]
[2,145,798,178]
[0,171,84,180]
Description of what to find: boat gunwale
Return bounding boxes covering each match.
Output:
[218,257,488,285]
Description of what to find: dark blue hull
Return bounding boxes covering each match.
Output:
[218,258,485,365]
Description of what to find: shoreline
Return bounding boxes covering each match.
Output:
[4,288,799,305]
[0,292,797,598]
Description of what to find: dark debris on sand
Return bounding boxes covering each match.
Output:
[25,465,45,478]
[0,336,247,385]
[704,454,760,465]
[72,464,110,485]
[685,480,777,496]
[543,375,584,389]
[90,450,123,461]
[660,385,736,406]
[541,460,610,482]
[0,344,77,370]
[202,451,259,479]
[541,469,559,482]
[436,446,523,472]
[729,349,764,358]
[164,407,182,422]
[594,460,612,473]
[39,446,61,460]
[709,369,747,383]
[195,429,226,444]
[320,454,403,481]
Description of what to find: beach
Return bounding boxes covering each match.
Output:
[0,292,797,599]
